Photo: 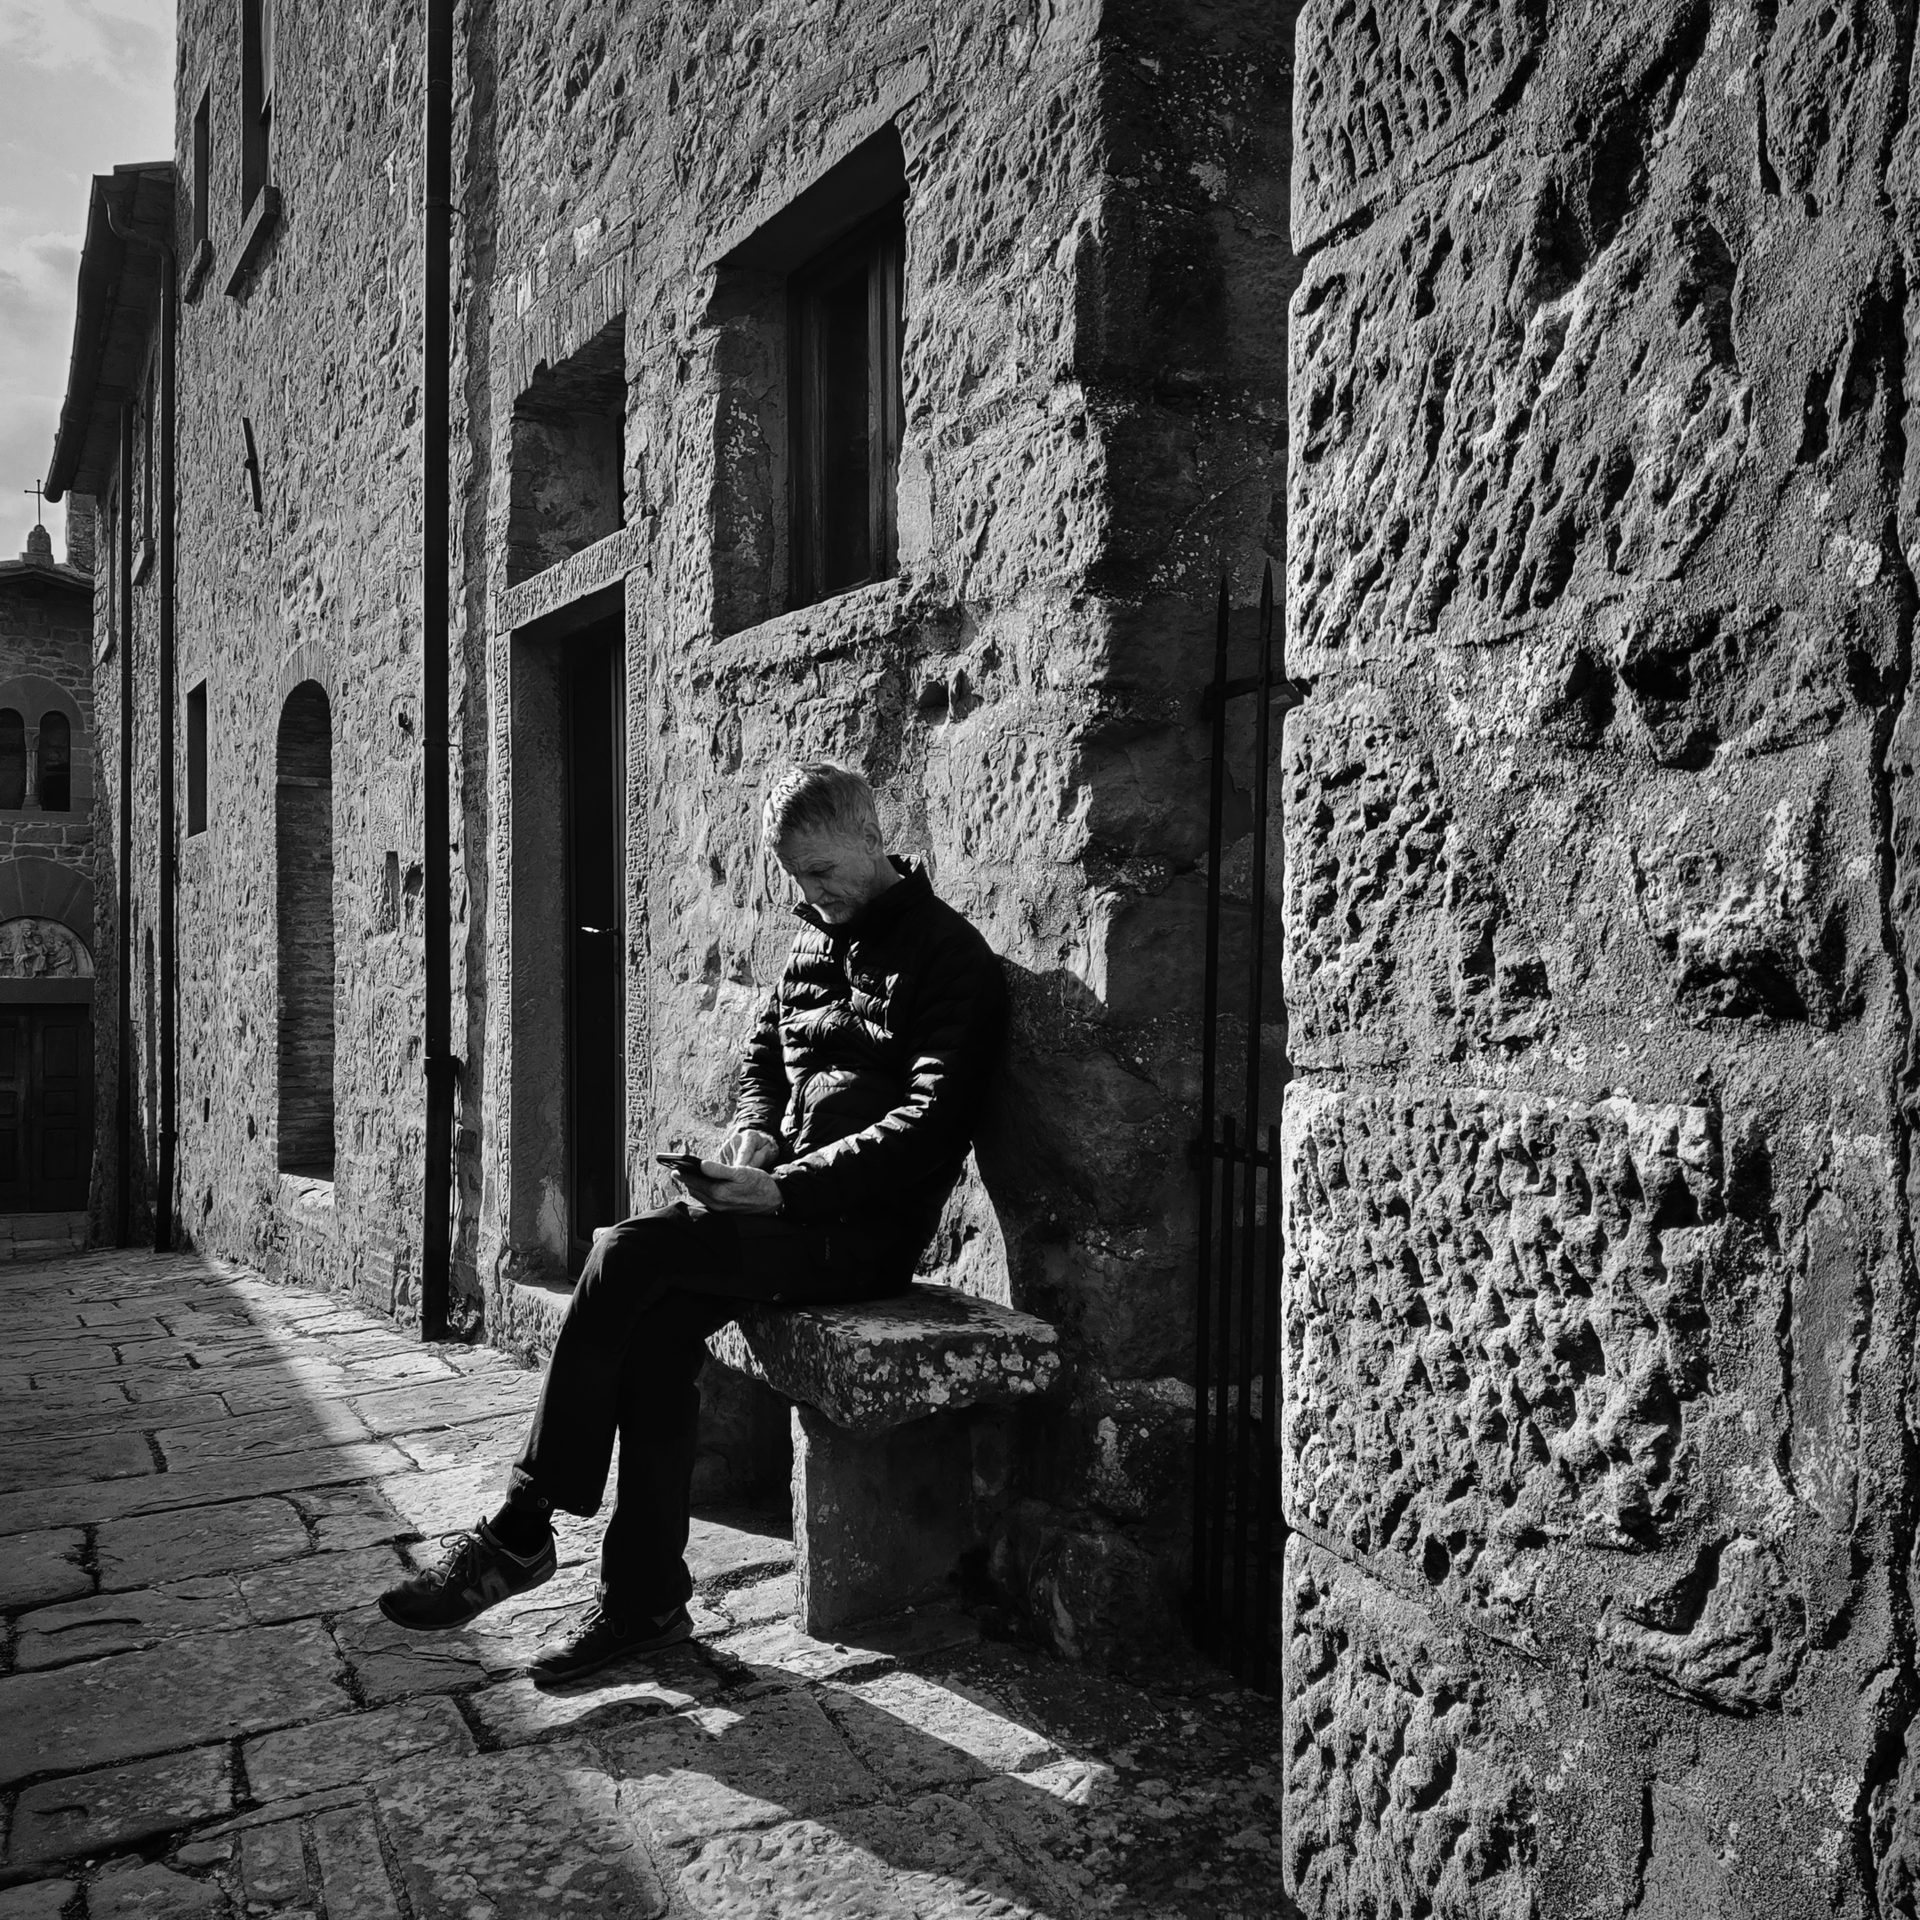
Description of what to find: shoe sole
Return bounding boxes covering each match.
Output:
[376,1557,556,1632]
[527,1616,694,1687]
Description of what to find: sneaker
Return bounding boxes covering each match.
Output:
[527,1601,693,1686]
[377,1519,556,1629]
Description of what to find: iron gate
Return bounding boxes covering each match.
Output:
[1191,563,1293,1690]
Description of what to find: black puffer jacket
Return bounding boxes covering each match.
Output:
[733,860,1006,1269]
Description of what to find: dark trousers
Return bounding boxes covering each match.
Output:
[511,1202,902,1616]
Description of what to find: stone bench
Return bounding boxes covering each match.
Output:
[504,1272,1063,1635]
[705,1285,1062,1634]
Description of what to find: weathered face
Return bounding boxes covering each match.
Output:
[775,823,883,924]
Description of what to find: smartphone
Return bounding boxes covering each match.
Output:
[655,1153,709,1181]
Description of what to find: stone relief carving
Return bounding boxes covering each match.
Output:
[0,915,93,979]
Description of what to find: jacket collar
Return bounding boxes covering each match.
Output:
[794,857,931,941]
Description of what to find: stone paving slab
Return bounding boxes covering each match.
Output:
[673,1794,1064,1919]
[6,1744,231,1870]
[607,1689,884,1849]
[89,1861,227,1917]
[236,1543,409,1624]
[152,1400,375,1469]
[309,1803,401,1920]
[0,1527,89,1612]
[377,1747,669,1918]
[0,1619,347,1785]
[242,1697,476,1802]
[0,1440,414,1534]
[94,1497,313,1591]
[0,1429,158,1496]
[465,1646,721,1748]
[346,1372,542,1439]
[819,1670,1058,1790]
[0,1881,75,1918]
[14,1577,252,1669]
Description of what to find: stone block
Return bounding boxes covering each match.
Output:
[1282,1537,1540,1919]
[1282,682,1889,1070]
[1283,1085,1818,1681]
[791,1405,983,1634]
[1292,0,1542,250]
[1288,2,1905,675]
[705,1285,1061,1435]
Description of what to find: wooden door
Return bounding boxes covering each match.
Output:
[34,1010,91,1210]
[564,621,625,1270]
[0,1009,93,1212]
[0,1016,29,1211]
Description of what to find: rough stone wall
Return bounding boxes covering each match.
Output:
[469,0,1293,1661]
[1281,2,1920,1912]
[106,0,1293,1661]
[160,0,435,1309]
[89,443,168,1242]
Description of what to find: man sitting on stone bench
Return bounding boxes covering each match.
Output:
[378,760,1007,1683]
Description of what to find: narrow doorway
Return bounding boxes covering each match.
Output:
[564,619,624,1269]
[0,1007,94,1211]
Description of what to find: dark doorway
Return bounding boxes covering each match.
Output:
[276,681,335,1177]
[564,621,625,1269]
[0,1007,94,1211]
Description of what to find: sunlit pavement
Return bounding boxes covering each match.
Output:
[0,1248,1282,1918]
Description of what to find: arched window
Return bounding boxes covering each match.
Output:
[38,713,71,813]
[276,681,335,1176]
[0,711,24,810]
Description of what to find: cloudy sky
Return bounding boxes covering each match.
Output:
[1,0,176,563]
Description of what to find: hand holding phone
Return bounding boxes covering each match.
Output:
[655,1153,709,1183]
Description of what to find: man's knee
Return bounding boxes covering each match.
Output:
[569,1205,701,1314]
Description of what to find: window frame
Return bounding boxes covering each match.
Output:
[788,200,905,611]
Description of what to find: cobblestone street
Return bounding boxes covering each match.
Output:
[0,1250,1282,1919]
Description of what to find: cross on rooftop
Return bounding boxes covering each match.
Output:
[23,479,45,528]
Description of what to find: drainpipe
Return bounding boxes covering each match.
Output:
[115,402,133,1248]
[421,0,455,1336]
[107,192,178,1252]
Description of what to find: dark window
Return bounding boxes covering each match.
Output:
[241,0,274,212]
[192,89,211,250]
[140,372,154,551]
[37,714,71,813]
[187,682,208,834]
[276,681,334,1177]
[790,203,904,608]
[0,712,23,810]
